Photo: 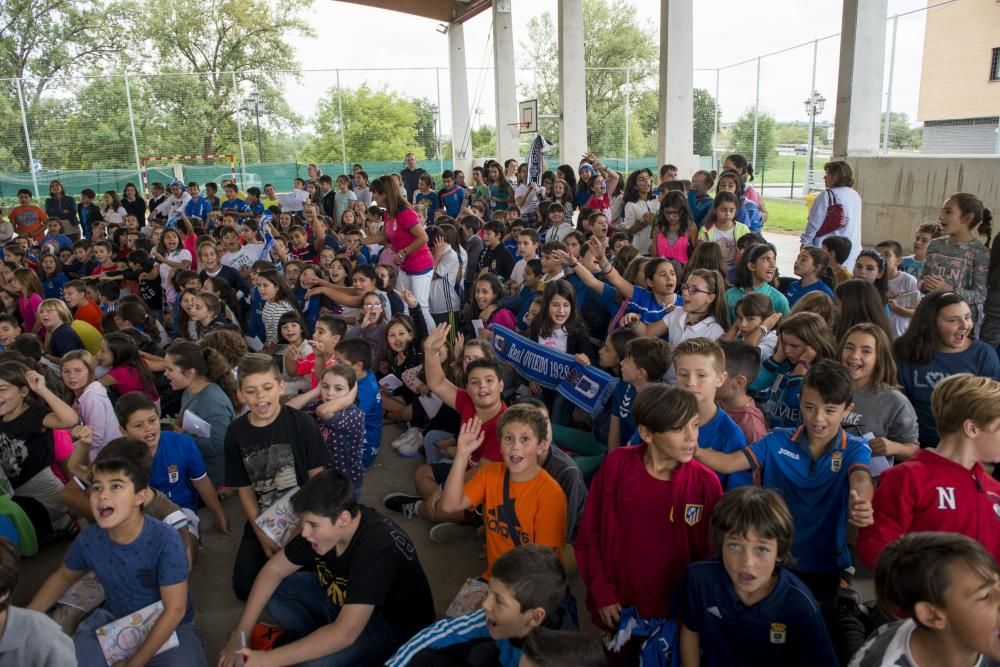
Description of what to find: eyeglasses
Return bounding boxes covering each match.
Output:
[680,283,712,296]
[364,303,382,310]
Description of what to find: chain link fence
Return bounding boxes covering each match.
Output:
[0,0,991,204]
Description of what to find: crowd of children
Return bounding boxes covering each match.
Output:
[0,154,995,667]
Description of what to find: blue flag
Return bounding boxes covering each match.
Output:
[490,325,617,416]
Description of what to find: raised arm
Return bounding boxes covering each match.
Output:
[439,418,483,514]
[693,446,752,475]
[423,323,459,408]
[29,371,79,429]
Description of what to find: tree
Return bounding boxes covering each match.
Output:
[693,89,720,157]
[729,108,777,171]
[519,0,656,158]
[0,0,131,168]
[302,84,424,163]
[774,123,809,145]
[412,98,440,160]
[471,126,497,158]
[881,111,921,151]
[136,0,313,160]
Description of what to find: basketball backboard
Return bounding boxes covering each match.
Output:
[518,99,538,134]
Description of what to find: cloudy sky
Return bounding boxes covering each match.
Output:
[286,0,934,133]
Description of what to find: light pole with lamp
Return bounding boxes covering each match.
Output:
[246,91,264,163]
[804,90,825,192]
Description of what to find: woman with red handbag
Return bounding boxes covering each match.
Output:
[801,161,862,270]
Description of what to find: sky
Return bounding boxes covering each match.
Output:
[285,0,936,137]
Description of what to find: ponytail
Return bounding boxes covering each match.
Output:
[951,192,993,244]
[166,342,240,411]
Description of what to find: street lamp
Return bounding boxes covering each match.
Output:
[246,91,264,163]
[804,90,826,191]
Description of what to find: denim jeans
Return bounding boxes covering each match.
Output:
[422,430,455,465]
[74,606,207,667]
[265,571,407,666]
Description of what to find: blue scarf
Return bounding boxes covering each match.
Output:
[490,325,617,415]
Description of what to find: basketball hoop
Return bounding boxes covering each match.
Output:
[506,122,531,139]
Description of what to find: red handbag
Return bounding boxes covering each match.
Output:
[815,189,845,237]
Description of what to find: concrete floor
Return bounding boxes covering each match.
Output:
[13,405,873,662]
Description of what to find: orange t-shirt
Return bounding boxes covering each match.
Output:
[74,300,104,332]
[463,462,567,578]
[8,205,47,243]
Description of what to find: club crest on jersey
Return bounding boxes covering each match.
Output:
[994,504,1000,520]
[168,465,179,484]
[770,623,787,644]
[830,451,842,472]
[684,504,703,526]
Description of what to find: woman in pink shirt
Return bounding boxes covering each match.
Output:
[365,174,434,330]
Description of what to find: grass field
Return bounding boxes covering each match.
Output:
[763,197,809,233]
[755,154,829,185]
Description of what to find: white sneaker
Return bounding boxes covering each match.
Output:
[391,427,418,449]
[397,433,423,457]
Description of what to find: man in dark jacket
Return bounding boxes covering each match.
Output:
[399,153,426,204]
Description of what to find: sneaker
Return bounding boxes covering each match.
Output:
[397,434,423,457]
[429,522,476,544]
[383,493,423,518]
[391,427,420,449]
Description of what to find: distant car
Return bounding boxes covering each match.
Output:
[794,144,809,155]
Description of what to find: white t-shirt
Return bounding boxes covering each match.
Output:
[623,199,658,254]
[510,258,527,287]
[537,328,569,353]
[159,248,193,303]
[514,184,539,215]
[663,309,726,384]
[713,226,737,269]
[887,270,920,339]
[222,244,265,273]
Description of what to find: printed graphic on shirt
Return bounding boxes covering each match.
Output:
[317,561,348,605]
[242,442,297,508]
[0,433,29,481]
[684,504,703,526]
[924,253,967,290]
[770,623,787,644]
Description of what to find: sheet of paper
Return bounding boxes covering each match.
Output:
[180,410,212,439]
[418,393,443,419]
[378,373,404,392]
[862,432,894,476]
[96,600,179,664]
[472,319,485,338]
[893,290,920,308]
[277,193,305,212]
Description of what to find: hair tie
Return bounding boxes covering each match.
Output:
[862,249,886,271]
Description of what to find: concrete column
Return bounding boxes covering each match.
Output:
[448,22,473,175]
[656,0,696,177]
[493,0,519,162]
[833,0,888,158]
[558,0,587,166]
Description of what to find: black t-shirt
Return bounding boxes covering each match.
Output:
[0,403,54,488]
[224,406,330,509]
[49,323,84,357]
[116,266,164,311]
[284,506,435,637]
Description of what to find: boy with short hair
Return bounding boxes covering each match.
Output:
[821,236,853,286]
[116,391,229,535]
[858,373,1000,569]
[88,240,118,277]
[204,182,221,211]
[695,360,874,620]
[510,228,540,287]
[9,188,48,243]
[67,240,98,279]
[480,220,515,280]
[288,225,315,263]
[610,336,672,449]
[673,338,750,488]
[717,340,769,445]
[0,315,20,352]
[387,545,568,667]
[332,337,383,468]
[221,470,435,667]
[414,174,439,224]
[901,221,943,278]
[77,189,103,239]
[877,239,920,339]
[438,170,466,218]
[383,323,507,536]
[577,384,722,636]
[0,536,75,665]
[220,183,251,217]
[28,450,206,666]
[224,354,331,600]
[672,487,837,667]
[852,532,1000,666]
[183,182,212,221]
[96,282,120,314]
[63,279,104,332]
[440,405,567,580]
[539,240,568,284]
